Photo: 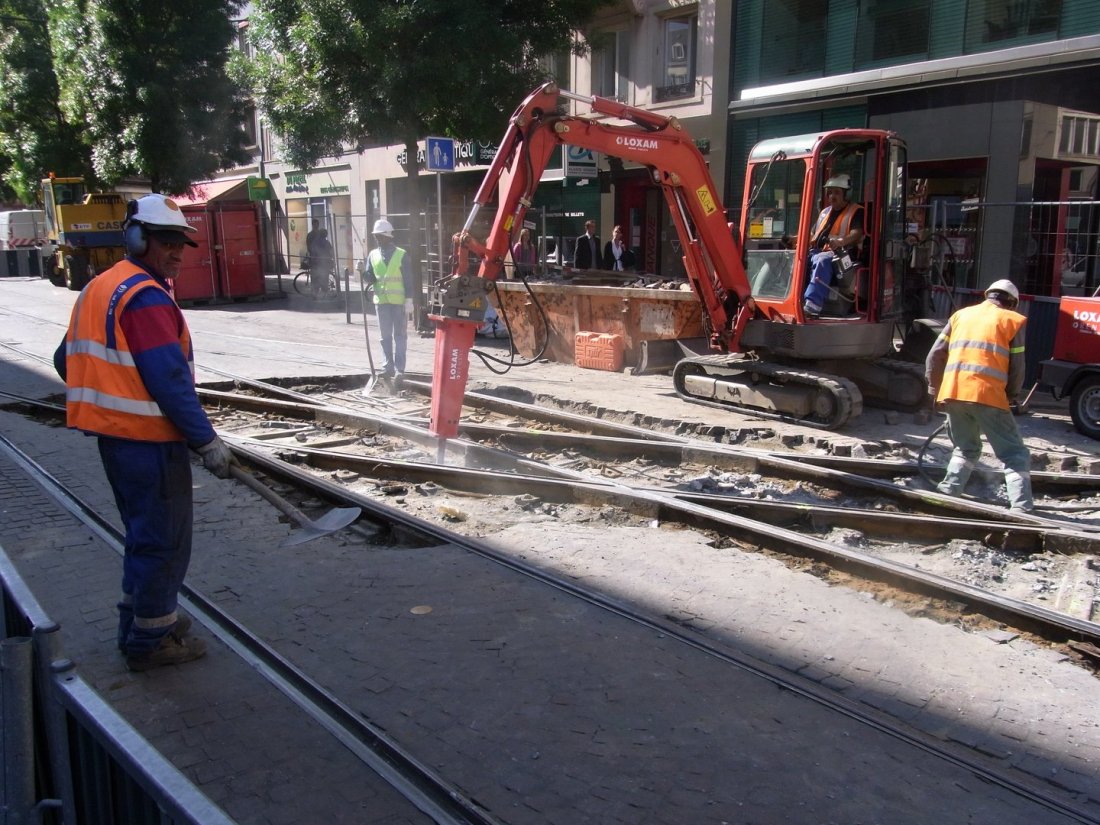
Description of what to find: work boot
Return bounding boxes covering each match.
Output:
[117,614,192,651]
[126,633,206,672]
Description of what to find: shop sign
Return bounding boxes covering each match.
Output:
[286,173,308,194]
[398,139,500,169]
[247,176,275,201]
[565,146,597,179]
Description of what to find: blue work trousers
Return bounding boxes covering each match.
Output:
[803,249,836,311]
[376,302,408,376]
[937,400,1034,511]
[99,437,193,655]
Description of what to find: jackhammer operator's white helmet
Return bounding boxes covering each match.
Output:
[372,218,394,236]
[985,279,1019,304]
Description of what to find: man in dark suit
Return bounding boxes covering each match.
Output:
[574,220,600,270]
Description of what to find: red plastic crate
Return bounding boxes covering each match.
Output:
[575,332,625,372]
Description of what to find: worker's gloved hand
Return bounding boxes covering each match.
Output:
[404,298,414,316]
[196,436,235,479]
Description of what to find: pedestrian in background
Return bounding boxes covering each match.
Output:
[573,220,600,270]
[311,227,335,297]
[512,227,537,277]
[54,193,235,671]
[603,224,635,272]
[363,218,414,380]
[925,279,1033,512]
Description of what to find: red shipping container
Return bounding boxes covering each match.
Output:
[575,332,625,372]
[1053,296,1100,364]
[214,204,264,300]
[174,209,218,301]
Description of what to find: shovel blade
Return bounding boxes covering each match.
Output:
[281,506,362,547]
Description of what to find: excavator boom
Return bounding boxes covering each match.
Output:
[429,83,757,440]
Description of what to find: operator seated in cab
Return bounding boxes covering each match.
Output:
[802,174,864,317]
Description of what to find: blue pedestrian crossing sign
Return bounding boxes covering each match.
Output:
[426,136,455,172]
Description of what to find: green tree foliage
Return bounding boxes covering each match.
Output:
[0,0,252,198]
[0,0,89,203]
[47,0,252,193]
[241,0,613,172]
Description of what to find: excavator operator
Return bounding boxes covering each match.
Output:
[803,174,864,317]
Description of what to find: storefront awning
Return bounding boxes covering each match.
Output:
[175,178,250,206]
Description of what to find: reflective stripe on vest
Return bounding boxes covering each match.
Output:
[369,247,406,305]
[64,260,192,441]
[937,301,1025,411]
[811,202,861,243]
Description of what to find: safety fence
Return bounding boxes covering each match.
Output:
[0,546,233,825]
[914,198,1100,299]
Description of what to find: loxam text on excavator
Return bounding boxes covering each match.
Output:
[427,83,940,446]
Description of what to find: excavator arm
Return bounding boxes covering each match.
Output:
[429,83,757,441]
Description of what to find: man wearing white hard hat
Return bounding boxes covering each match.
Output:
[53,193,233,670]
[363,217,415,380]
[925,280,1033,512]
[803,173,864,317]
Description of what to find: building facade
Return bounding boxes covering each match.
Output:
[729,0,1100,297]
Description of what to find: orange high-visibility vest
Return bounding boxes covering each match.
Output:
[812,202,862,245]
[937,301,1026,411]
[63,260,193,441]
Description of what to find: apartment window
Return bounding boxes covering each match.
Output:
[758,0,826,83]
[655,12,696,102]
[854,0,930,68]
[594,29,630,102]
[965,0,1061,49]
[1059,114,1100,160]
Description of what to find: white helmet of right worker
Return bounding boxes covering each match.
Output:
[985,279,1019,302]
[128,193,195,234]
[372,218,394,236]
[824,174,851,190]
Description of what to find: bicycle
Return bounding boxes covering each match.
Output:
[293,264,339,296]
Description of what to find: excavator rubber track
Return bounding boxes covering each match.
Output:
[672,355,862,430]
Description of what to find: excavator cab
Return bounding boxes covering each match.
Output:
[737,130,913,357]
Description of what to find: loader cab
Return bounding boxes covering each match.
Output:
[742,129,909,330]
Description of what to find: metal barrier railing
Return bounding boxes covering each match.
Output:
[0,547,235,825]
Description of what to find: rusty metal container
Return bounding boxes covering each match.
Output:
[491,281,705,370]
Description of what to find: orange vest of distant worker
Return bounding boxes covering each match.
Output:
[811,201,861,246]
[937,300,1026,411]
[63,260,192,441]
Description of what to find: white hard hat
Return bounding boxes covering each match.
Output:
[824,174,851,190]
[372,218,394,236]
[128,193,194,234]
[985,279,1019,301]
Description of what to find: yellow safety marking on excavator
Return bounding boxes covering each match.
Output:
[696,186,717,216]
[504,216,514,231]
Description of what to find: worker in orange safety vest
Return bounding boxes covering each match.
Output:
[925,279,1033,512]
[54,193,235,671]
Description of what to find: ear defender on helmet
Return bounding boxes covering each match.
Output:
[124,199,148,256]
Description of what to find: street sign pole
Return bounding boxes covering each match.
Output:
[425,137,456,293]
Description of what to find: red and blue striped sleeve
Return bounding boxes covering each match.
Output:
[120,287,216,447]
